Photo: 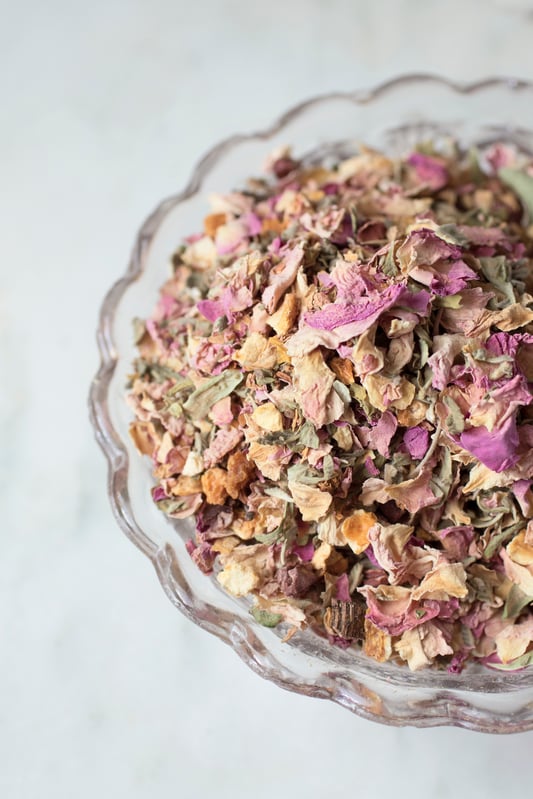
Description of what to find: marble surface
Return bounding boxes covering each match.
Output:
[3,1,533,796]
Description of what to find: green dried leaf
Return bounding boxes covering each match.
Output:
[253,370,275,387]
[350,383,374,418]
[183,370,244,419]
[155,498,187,515]
[461,624,475,649]
[251,606,283,627]
[287,462,323,485]
[165,402,183,417]
[333,379,352,405]
[488,650,533,671]
[255,529,283,544]
[153,363,185,382]
[419,337,429,368]
[499,167,533,219]
[434,294,463,309]
[348,206,358,235]
[132,317,146,344]
[484,522,523,560]
[298,421,320,449]
[212,315,228,332]
[467,147,484,184]
[503,584,533,619]
[381,241,398,276]
[443,395,465,435]
[479,256,515,306]
[264,486,293,503]
[468,575,495,604]
[322,454,335,481]
[430,448,453,501]
[433,224,468,246]
[164,376,195,397]
[260,421,320,453]
[134,359,184,383]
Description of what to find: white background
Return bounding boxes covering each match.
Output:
[3,1,533,797]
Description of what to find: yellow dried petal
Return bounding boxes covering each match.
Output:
[394,628,430,671]
[251,402,284,432]
[288,482,332,522]
[412,563,468,601]
[129,421,157,456]
[171,475,202,496]
[181,235,217,270]
[494,303,533,332]
[501,549,533,595]
[200,468,228,505]
[217,563,259,597]
[311,541,332,572]
[247,441,285,480]
[352,327,384,378]
[268,293,299,336]
[316,514,345,546]
[495,618,533,663]
[363,373,415,412]
[181,451,204,477]
[234,332,280,370]
[341,510,378,555]
[363,618,392,663]
[329,356,355,385]
[396,400,428,427]
[203,212,227,238]
[155,431,174,464]
[507,531,533,567]
[211,536,240,556]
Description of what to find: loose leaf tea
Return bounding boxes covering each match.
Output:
[127,141,533,671]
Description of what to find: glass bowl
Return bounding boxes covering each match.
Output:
[89,75,533,733]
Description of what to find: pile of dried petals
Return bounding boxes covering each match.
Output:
[128,141,533,672]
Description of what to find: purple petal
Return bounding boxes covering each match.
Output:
[407,152,448,190]
[368,411,398,457]
[305,284,403,333]
[459,416,520,472]
[403,426,430,460]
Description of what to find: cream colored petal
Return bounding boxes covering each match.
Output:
[502,548,533,595]
[251,402,284,432]
[507,530,533,567]
[411,562,468,601]
[288,481,332,522]
[217,563,260,597]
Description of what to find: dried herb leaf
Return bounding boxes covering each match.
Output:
[499,167,533,219]
[135,359,184,383]
[381,240,398,276]
[132,317,146,344]
[434,224,468,246]
[503,584,533,619]
[489,650,533,671]
[251,606,283,627]
[286,462,323,485]
[183,371,244,419]
[484,523,523,560]
[479,256,515,306]
[260,420,320,453]
[443,395,465,435]
[298,420,320,449]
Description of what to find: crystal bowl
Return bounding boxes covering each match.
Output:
[89,75,533,732]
